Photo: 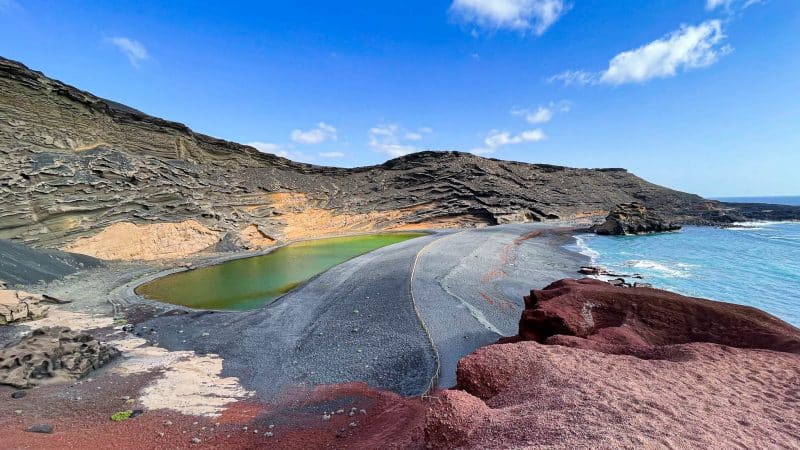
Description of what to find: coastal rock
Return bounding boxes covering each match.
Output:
[0,327,120,388]
[424,279,800,448]
[0,290,51,324]
[590,202,681,235]
[518,278,800,354]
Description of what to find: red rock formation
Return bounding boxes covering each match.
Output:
[426,278,800,449]
[518,278,800,356]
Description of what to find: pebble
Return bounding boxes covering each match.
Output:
[157,432,165,437]
[26,424,53,434]
[360,409,367,415]
[265,431,274,437]
[11,390,26,399]
[191,437,201,444]
[322,414,331,421]
[349,422,358,428]
[164,420,173,426]
[268,424,274,429]
[254,429,259,434]
[336,409,344,414]
[14,410,22,415]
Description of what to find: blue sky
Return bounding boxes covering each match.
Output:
[1,0,798,196]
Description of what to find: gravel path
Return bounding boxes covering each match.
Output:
[412,224,585,388]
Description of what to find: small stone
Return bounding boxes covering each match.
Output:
[192,421,199,426]
[322,414,331,421]
[268,424,274,429]
[164,420,173,426]
[157,432,164,437]
[26,424,53,434]
[201,332,210,337]
[191,437,201,445]
[349,422,358,428]
[130,409,144,418]
[11,390,26,399]
[14,410,22,415]
[336,409,344,414]
[349,411,355,416]
[253,429,258,434]
[354,310,359,314]
[265,431,274,437]
[360,409,366,415]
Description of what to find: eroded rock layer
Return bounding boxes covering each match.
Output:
[2,56,799,258]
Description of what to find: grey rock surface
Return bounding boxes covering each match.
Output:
[590,202,681,235]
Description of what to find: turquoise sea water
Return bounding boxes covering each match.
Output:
[714,196,800,206]
[569,223,800,327]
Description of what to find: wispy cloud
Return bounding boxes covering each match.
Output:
[450,0,568,35]
[510,101,570,124]
[108,37,150,67]
[247,141,315,163]
[550,20,729,86]
[290,122,337,145]
[706,0,764,11]
[471,128,545,155]
[368,124,432,158]
[318,151,345,158]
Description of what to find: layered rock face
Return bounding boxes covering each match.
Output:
[590,202,681,235]
[4,57,795,259]
[425,279,800,449]
[0,327,120,388]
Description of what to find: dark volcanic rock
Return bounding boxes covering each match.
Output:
[25,424,54,434]
[590,202,681,235]
[3,56,796,255]
[0,327,120,388]
[517,278,800,355]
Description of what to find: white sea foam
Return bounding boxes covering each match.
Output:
[624,259,690,278]
[572,235,599,263]
[731,221,782,228]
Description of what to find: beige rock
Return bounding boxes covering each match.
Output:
[0,290,50,325]
[63,220,221,261]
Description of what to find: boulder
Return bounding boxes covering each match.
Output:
[518,278,800,355]
[590,202,681,235]
[0,290,51,324]
[0,327,120,388]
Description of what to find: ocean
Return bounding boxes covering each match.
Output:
[569,222,800,327]
[714,196,800,206]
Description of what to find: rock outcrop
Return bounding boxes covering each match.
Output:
[590,202,681,235]
[0,327,120,388]
[0,290,55,324]
[3,56,797,259]
[425,279,800,449]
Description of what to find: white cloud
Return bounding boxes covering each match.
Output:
[319,151,345,158]
[450,0,568,35]
[290,122,337,144]
[512,105,552,124]
[369,124,431,158]
[471,128,545,155]
[550,20,730,86]
[246,141,315,163]
[706,0,764,11]
[511,101,570,124]
[108,37,150,67]
[547,70,598,86]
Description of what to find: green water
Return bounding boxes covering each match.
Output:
[135,233,425,310]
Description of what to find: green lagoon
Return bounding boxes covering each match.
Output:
[135,233,425,310]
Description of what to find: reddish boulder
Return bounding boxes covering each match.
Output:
[519,278,800,356]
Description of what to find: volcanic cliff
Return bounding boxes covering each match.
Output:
[2,56,798,259]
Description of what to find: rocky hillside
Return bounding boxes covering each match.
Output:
[1,56,797,258]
